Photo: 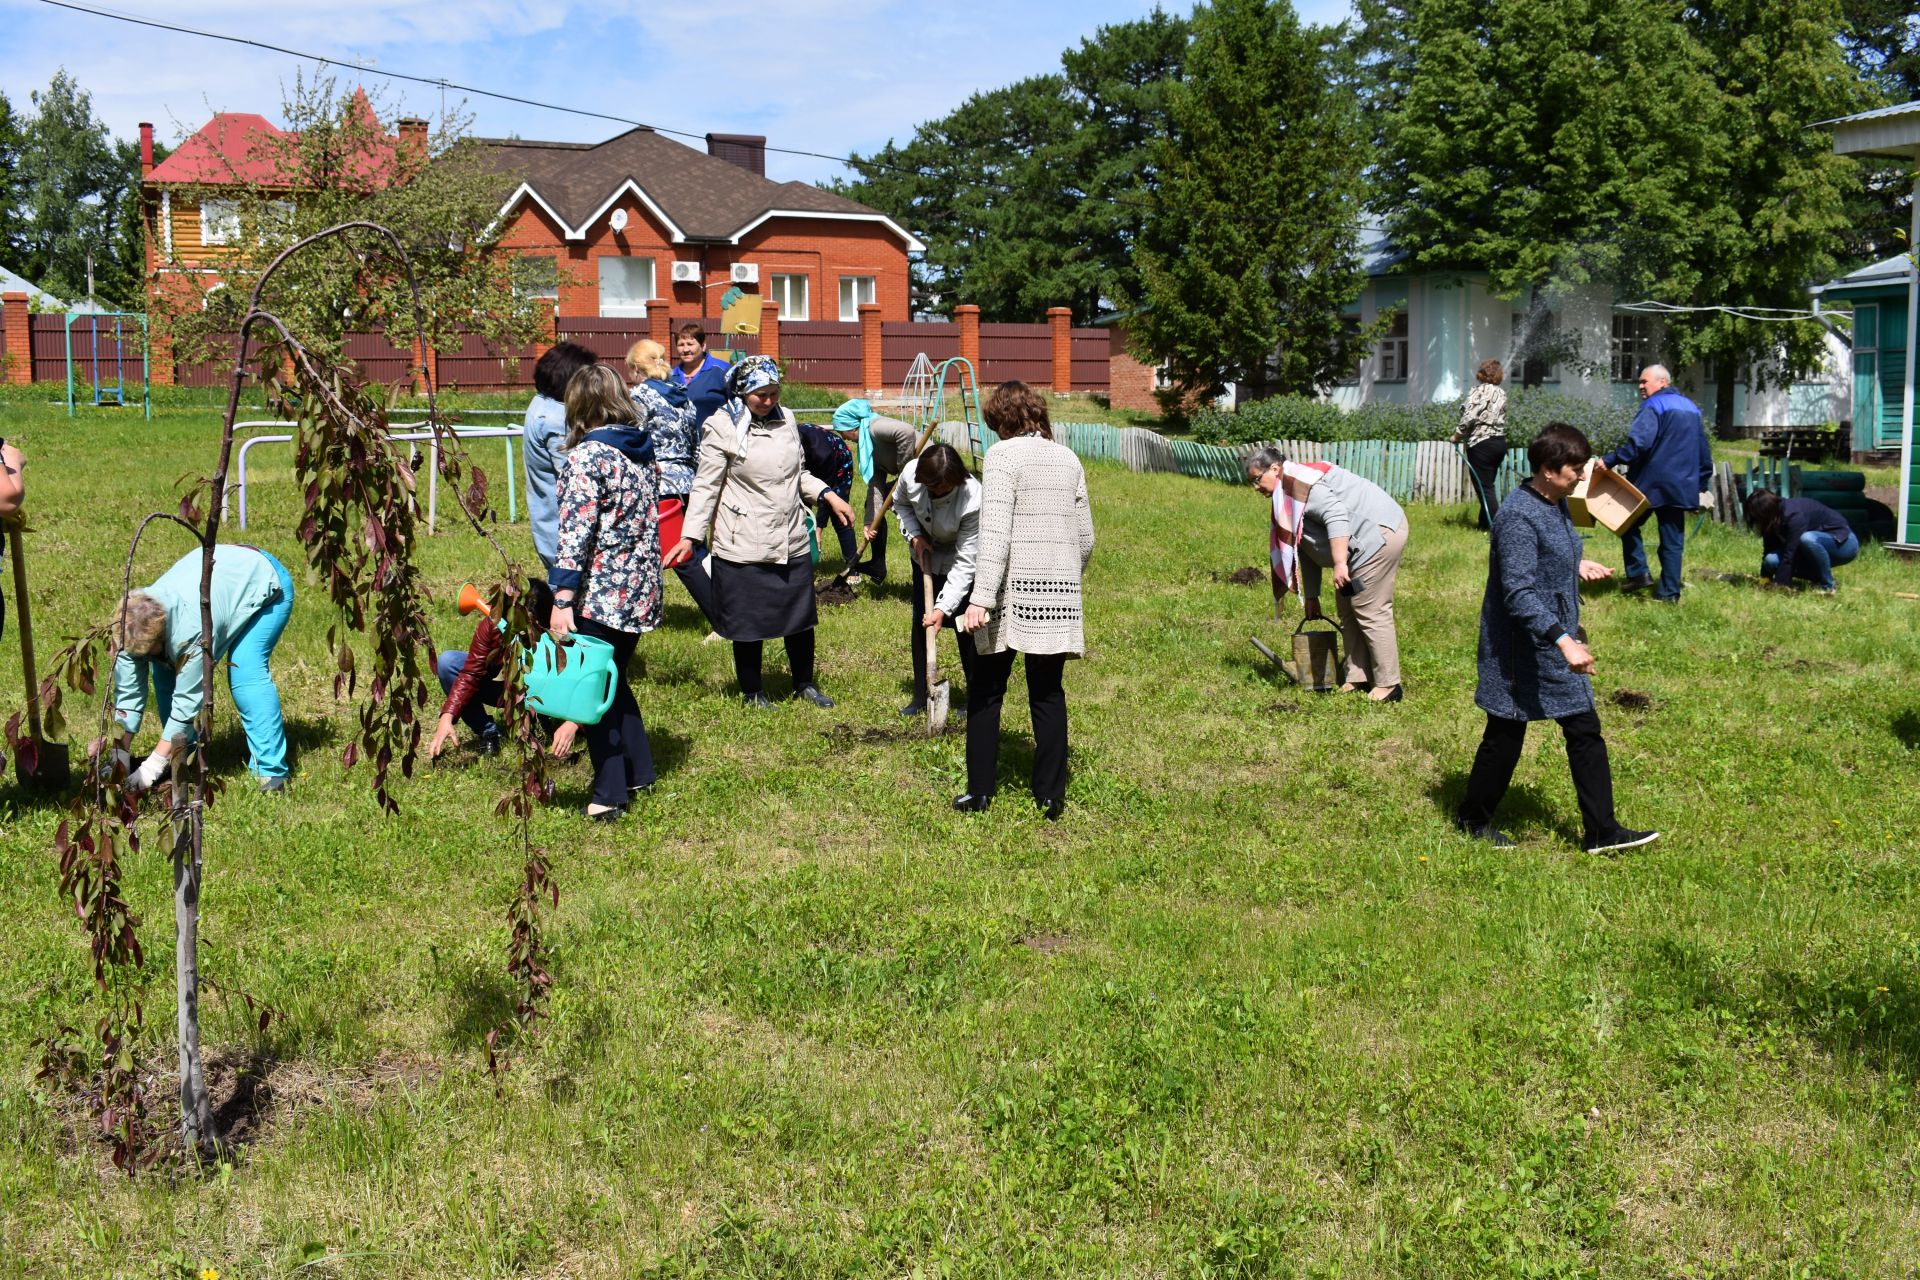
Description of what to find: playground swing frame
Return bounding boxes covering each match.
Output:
[64,310,152,420]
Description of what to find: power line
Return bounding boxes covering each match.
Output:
[32,0,922,180]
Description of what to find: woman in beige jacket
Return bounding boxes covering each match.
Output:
[956,382,1095,819]
[668,356,853,706]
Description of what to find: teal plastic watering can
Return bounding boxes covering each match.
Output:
[524,634,620,725]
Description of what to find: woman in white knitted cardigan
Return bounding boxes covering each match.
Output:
[956,382,1095,819]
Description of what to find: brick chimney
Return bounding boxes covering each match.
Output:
[706,133,766,177]
[397,117,429,160]
[139,122,154,177]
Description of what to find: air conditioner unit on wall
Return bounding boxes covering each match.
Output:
[730,262,759,284]
[670,261,701,284]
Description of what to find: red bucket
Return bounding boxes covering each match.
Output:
[657,497,685,562]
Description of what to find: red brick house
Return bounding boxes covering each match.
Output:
[139,100,918,333]
[477,128,921,324]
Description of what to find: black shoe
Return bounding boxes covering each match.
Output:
[583,804,626,823]
[1454,818,1514,847]
[742,692,773,708]
[796,683,836,709]
[1036,797,1064,822]
[1621,575,1655,593]
[900,700,927,717]
[477,734,503,758]
[1584,827,1660,854]
[1369,685,1403,703]
[952,793,991,813]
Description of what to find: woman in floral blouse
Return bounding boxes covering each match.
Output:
[627,338,715,627]
[549,363,665,822]
[1449,359,1509,530]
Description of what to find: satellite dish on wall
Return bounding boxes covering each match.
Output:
[610,209,629,233]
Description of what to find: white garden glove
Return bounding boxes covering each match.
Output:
[126,752,169,794]
[1699,489,1714,511]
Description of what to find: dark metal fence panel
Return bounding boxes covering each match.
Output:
[174,332,243,389]
[555,316,649,365]
[781,321,861,387]
[979,324,1051,386]
[31,314,146,386]
[437,333,538,390]
[883,322,957,385]
[1071,328,1110,392]
[342,330,414,385]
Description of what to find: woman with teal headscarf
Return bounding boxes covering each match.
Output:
[834,398,920,583]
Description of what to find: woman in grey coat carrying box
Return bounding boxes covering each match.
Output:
[1454,423,1658,855]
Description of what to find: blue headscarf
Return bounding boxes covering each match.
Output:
[833,398,877,484]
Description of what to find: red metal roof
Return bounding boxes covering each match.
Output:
[147,90,408,187]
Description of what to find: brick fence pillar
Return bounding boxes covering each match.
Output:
[1048,306,1072,391]
[955,304,981,374]
[648,307,670,352]
[1,294,29,385]
[859,302,883,393]
[760,302,781,362]
[148,321,175,387]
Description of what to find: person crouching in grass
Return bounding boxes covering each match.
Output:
[1454,423,1659,855]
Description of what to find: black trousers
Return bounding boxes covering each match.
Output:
[909,560,976,704]
[1458,710,1616,843]
[575,615,655,808]
[861,472,896,572]
[733,629,816,696]
[965,648,1068,803]
[1466,439,1508,530]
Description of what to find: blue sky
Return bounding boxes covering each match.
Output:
[3,0,1356,186]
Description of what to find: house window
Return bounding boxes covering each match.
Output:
[1377,311,1409,382]
[513,256,560,301]
[1611,313,1658,382]
[772,273,809,321]
[200,200,241,247]
[838,275,876,321]
[1511,311,1559,384]
[598,255,655,317]
[1337,314,1363,384]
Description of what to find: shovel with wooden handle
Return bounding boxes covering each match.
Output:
[10,521,72,790]
[923,572,950,734]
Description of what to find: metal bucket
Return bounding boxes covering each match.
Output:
[1290,617,1343,692]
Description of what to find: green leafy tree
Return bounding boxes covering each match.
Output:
[1358,0,1723,310]
[0,90,23,274]
[831,10,1187,322]
[1132,0,1372,403]
[1665,0,1865,430]
[158,72,542,369]
[1836,0,1919,264]
[11,70,120,304]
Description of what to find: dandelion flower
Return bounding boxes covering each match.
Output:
[201,1269,220,1280]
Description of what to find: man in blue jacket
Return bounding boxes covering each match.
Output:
[1604,365,1713,602]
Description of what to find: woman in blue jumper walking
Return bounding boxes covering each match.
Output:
[1455,424,1659,855]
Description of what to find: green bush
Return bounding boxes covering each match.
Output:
[1188,388,1634,453]
[1188,396,1345,446]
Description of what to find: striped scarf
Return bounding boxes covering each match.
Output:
[1269,460,1334,608]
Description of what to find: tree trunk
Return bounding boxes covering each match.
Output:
[170,748,211,1156]
[1714,362,1738,441]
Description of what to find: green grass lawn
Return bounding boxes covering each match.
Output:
[2,398,1919,1278]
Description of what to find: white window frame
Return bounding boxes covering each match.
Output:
[200,199,241,247]
[1377,311,1409,383]
[772,273,809,321]
[1510,311,1560,384]
[837,275,876,322]
[597,255,655,318]
[513,255,560,301]
[1610,313,1658,383]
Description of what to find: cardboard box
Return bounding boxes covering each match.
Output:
[1568,459,1651,534]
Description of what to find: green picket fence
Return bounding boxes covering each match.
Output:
[939,420,1528,508]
